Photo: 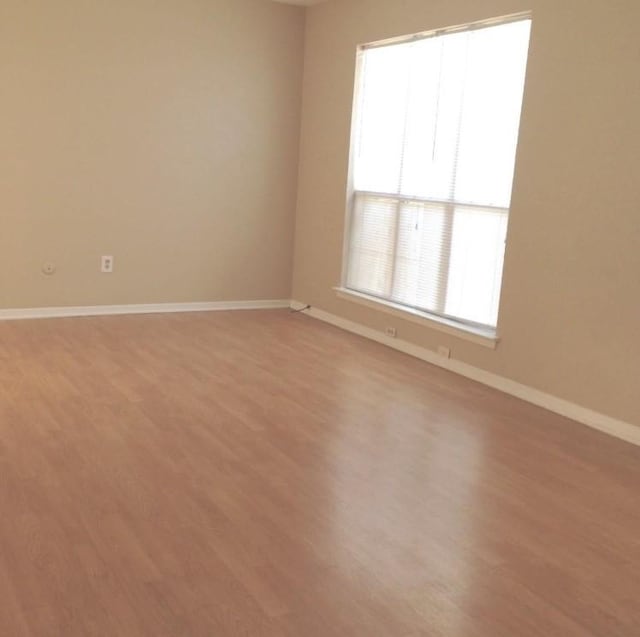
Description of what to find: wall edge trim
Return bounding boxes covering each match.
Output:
[0,300,291,320]
[289,300,640,447]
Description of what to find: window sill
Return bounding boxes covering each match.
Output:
[334,287,499,349]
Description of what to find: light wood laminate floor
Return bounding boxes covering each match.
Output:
[0,310,639,636]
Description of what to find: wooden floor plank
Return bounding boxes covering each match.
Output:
[0,309,638,636]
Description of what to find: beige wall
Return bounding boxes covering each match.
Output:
[0,0,304,308]
[3,0,639,427]
[293,0,640,425]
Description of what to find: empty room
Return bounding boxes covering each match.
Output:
[1,0,639,635]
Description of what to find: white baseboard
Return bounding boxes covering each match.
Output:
[0,299,290,321]
[290,300,640,447]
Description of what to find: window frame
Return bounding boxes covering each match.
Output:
[340,12,532,344]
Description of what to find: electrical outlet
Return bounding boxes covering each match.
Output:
[385,326,397,338]
[437,345,451,359]
[101,255,114,273]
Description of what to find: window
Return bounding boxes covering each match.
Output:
[344,16,531,333]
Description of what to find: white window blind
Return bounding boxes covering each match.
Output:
[345,17,531,330]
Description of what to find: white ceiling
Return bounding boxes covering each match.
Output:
[271,0,328,6]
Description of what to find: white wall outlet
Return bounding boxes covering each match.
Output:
[41,262,56,276]
[437,345,451,359]
[385,326,397,338]
[101,255,114,273]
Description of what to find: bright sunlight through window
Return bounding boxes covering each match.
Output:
[344,16,532,331]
